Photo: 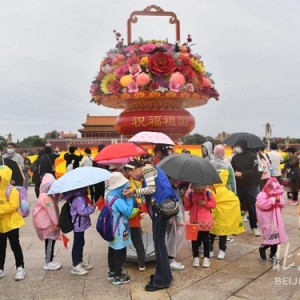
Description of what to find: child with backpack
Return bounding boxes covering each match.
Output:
[105,172,135,285]
[33,173,62,271]
[0,165,26,280]
[63,187,96,275]
[184,183,216,268]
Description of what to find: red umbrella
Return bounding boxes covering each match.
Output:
[94,142,148,162]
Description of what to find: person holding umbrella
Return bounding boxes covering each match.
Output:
[123,161,178,292]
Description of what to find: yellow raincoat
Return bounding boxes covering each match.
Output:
[210,169,244,236]
[0,165,25,233]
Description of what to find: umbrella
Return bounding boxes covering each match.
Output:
[126,232,156,263]
[94,142,148,162]
[221,132,264,149]
[95,157,133,164]
[156,154,222,185]
[47,166,111,194]
[128,131,175,146]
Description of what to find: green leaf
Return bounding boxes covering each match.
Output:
[155,87,168,93]
[138,37,144,44]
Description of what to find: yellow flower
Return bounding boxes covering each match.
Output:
[140,56,148,65]
[100,73,116,93]
[190,57,206,74]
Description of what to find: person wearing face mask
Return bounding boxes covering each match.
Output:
[231,140,260,237]
[3,143,24,171]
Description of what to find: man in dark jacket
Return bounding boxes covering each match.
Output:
[64,146,83,171]
[231,139,260,237]
[39,146,60,178]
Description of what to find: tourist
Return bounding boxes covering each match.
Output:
[267,142,283,184]
[32,149,45,198]
[64,146,83,171]
[201,141,215,161]
[3,143,24,171]
[39,146,60,178]
[80,148,95,202]
[20,150,31,190]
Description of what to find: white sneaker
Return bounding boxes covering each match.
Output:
[243,214,248,222]
[43,261,62,271]
[70,264,88,275]
[15,267,26,281]
[217,250,226,260]
[0,270,5,278]
[170,260,185,270]
[80,262,93,270]
[202,251,214,258]
[139,266,146,271]
[252,228,261,237]
[192,257,200,268]
[202,257,210,268]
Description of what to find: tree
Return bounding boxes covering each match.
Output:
[0,135,7,147]
[18,135,45,147]
[44,130,60,139]
[181,134,214,145]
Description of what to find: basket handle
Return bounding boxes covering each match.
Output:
[127,5,180,44]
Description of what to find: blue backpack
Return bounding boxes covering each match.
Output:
[96,196,121,241]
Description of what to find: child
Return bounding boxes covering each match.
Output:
[256,177,287,263]
[33,173,62,270]
[184,183,216,268]
[106,172,134,285]
[63,187,95,275]
[0,165,26,280]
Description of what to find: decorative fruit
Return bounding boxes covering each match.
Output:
[170,72,186,87]
[136,72,151,86]
[120,75,134,87]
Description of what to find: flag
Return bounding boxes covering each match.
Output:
[96,196,105,211]
[61,233,70,249]
[85,196,93,206]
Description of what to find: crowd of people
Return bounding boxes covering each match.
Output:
[0,140,299,293]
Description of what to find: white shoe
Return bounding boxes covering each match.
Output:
[192,257,200,268]
[243,214,248,222]
[70,264,88,275]
[43,261,62,271]
[15,267,26,281]
[202,257,210,268]
[252,228,261,237]
[139,266,146,271]
[217,250,226,260]
[0,270,5,278]
[170,260,185,270]
[80,262,93,270]
[202,251,214,258]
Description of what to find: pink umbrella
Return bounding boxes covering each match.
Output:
[128,131,175,146]
[95,157,133,164]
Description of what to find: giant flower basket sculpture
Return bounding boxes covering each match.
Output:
[90,5,219,140]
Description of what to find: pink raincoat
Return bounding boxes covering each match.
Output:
[33,174,60,241]
[256,177,288,245]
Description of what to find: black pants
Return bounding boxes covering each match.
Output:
[0,228,24,270]
[210,233,227,252]
[45,239,56,263]
[192,231,210,258]
[94,181,105,203]
[260,244,278,256]
[108,247,126,277]
[72,231,85,267]
[130,227,145,268]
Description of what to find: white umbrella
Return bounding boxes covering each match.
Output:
[128,131,175,146]
[47,166,111,194]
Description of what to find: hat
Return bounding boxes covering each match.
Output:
[109,172,129,190]
[190,183,206,190]
[125,159,144,169]
[108,163,122,170]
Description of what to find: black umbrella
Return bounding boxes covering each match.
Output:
[221,132,264,149]
[156,154,222,185]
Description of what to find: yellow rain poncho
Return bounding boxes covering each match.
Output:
[210,169,244,236]
[0,165,25,233]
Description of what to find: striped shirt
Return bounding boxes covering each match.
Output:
[135,165,157,198]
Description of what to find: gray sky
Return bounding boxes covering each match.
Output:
[1,0,299,142]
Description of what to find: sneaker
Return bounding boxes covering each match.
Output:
[288,200,298,206]
[226,237,234,243]
[112,274,131,286]
[15,267,26,281]
[243,214,248,222]
[170,260,185,270]
[43,261,62,271]
[192,257,200,268]
[80,262,93,270]
[217,250,226,260]
[202,251,214,258]
[259,247,266,261]
[252,228,261,237]
[198,245,204,253]
[215,236,220,240]
[0,270,5,278]
[107,272,115,281]
[70,264,88,276]
[269,255,281,264]
[202,257,210,268]
[139,266,146,271]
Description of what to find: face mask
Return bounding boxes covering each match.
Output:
[7,149,14,154]
[235,147,243,154]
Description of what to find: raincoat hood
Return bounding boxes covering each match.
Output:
[262,177,284,196]
[63,187,86,201]
[0,165,12,190]
[40,173,56,195]
[234,139,248,152]
[202,141,215,160]
[214,145,225,159]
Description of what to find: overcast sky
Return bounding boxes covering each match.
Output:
[1,0,299,142]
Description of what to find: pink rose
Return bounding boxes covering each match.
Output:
[127,81,139,93]
[129,64,142,77]
[169,81,180,92]
[114,64,129,78]
[139,44,156,53]
[123,45,138,52]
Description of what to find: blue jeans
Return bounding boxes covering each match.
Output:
[72,231,85,266]
[237,188,258,229]
[152,207,173,288]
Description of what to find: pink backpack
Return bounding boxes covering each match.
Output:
[6,185,30,217]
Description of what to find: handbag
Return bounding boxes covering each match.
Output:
[158,198,179,219]
[282,178,291,187]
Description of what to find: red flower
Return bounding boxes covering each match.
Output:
[139,43,156,53]
[114,64,129,78]
[96,71,105,81]
[178,55,193,66]
[109,80,121,94]
[126,55,140,65]
[149,81,159,90]
[148,52,177,76]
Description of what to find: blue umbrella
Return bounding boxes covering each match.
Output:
[47,166,111,194]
